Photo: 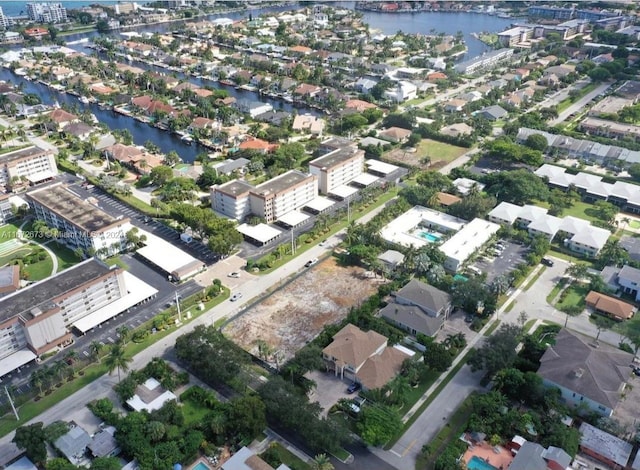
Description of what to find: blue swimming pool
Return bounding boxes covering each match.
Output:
[192,462,211,470]
[419,231,442,242]
[467,456,498,470]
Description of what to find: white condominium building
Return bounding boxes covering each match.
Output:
[26,2,68,23]
[26,183,131,257]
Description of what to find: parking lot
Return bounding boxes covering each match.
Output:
[306,369,355,417]
[69,182,218,265]
[472,240,529,285]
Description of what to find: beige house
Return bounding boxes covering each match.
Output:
[322,324,410,390]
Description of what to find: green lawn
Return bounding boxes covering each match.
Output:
[559,200,602,223]
[418,139,469,164]
[398,370,439,416]
[630,220,640,229]
[46,242,82,272]
[557,82,598,113]
[105,256,129,270]
[23,256,54,281]
[555,282,590,311]
[261,443,310,470]
[181,398,211,425]
[0,222,21,239]
[0,248,31,267]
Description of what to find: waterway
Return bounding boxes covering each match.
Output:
[0,68,207,163]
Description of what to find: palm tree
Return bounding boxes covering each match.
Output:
[311,454,334,470]
[30,369,44,397]
[90,340,103,363]
[104,344,132,382]
[116,325,130,345]
[52,360,68,384]
[65,350,79,377]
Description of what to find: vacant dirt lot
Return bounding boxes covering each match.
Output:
[224,257,380,362]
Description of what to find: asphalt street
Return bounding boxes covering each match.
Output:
[549,81,614,126]
[0,198,394,466]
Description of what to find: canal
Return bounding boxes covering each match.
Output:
[0,67,207,163]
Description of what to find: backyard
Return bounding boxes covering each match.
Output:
[555,282,590,312]
[384,139,469,170]
[224,257,379,362]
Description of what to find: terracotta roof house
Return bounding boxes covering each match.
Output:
[293,84,322,98]
[90,84,115,95]
[289,45,313,55]
[427,72,447,82]
[238,138,272,153]
[292,114,325,135]
[436,192,462,207]
[190,117,218,131]
[131,95,153,111]
[344,99,377,112]
[103,143,145,164]
[194,88,214,98]
[378,127,412,144]
[537,328,634,416]
[444,99,467,113]
[585,291,635,321]
[440,123,474,138]
[49,109,79,129]
[322,324,410,390]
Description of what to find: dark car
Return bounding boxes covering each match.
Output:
[347,382,361,394]
[542,258,554,267]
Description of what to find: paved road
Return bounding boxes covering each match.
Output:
[550,81,614,126]
[0,199,394,466]
[373,365,485,470]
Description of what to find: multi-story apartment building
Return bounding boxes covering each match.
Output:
[211,171,317,223]
[498,26,533,47]
[0,146,57,193]
[249,170,317,223]
[0,259,126,376]
[26,2,67,23]
[454,49,514,75]
[309,140,364,194]
[0,7,15,29]
[528,6,575,20]
[211,180,253,220]
[26,184,131,257]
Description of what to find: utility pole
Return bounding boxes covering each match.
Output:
[291,229,295,255]
[347,198,351,223]
[5,386,18,420]
[175,291,182,323]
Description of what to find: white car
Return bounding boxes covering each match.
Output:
[305,258,318,268]
[230,293,243,302]
[228,272,241,278]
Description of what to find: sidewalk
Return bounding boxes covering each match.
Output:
[402,264,544,422]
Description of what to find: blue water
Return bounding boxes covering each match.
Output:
[454,274,468,282]
[192,463,211,470]
[419,231,442,242]
[467,456,499,470]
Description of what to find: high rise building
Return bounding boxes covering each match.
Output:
[26,2,68,23]
[0,7,14,29]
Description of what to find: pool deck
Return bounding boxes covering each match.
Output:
[463,442,513,470]
[189,458,212,470]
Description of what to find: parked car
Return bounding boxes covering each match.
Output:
[228,272,241,278]
[347,382,361,394]
[541,258,554,267]
[230,293,243,302]
[305,258,318,268]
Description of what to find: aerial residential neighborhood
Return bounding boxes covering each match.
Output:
[3,1,640,470]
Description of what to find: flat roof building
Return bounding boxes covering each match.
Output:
[380,206,466,249]
[0,145,57,193]
[135,230,204,282]
[0,259,157,378]
[212,171,318,224]
[27,184,131,257]
[309,140,365,194]
[580,422,632,468]
[439,218,500,272]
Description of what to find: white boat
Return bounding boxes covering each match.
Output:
[181,135,193,144]
[79,96,90,104]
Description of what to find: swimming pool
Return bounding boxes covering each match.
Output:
[467,456,498,470]
[192,462,211,470]
[419,231,442,242]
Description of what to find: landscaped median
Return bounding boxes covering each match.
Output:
[0,286,229,438]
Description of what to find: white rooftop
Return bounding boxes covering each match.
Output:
[126,378,177,413]
[305,196,335,212]
[453,177,485,195]
[0,349,37,378]
[277,210,310,227]
[352,173,380,186]
[237,223,284,244]
[365,159,399,175]
[73,272,158,333]
[330,185,359,199]
[380,205,466,248]
[136,230,199,275]
[439,218,500,265]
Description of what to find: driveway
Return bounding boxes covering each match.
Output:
[306,369,352,416]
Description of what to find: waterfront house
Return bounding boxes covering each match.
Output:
[48,109,79,130]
